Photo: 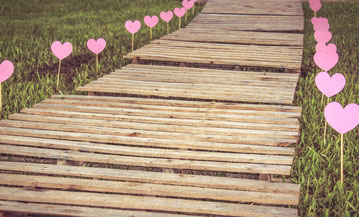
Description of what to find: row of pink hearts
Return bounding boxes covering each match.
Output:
[310,10,359,135]
[126,0,197,34]
[0,38,106,83]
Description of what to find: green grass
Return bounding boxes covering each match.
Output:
[0,0,203,119]
[292,2,359,217]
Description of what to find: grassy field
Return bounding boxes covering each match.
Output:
[1,0,359,217]
[293,2,359,217]
[0,0,202,119]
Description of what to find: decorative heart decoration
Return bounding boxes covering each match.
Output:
[313,17,330,31]
[125,20,141,34]
[144,15,159,28]
[325,102,359,135]
[309,1,321,12]
[314,30,332,43]
[87,38,106,54]
[315,71,346,98]
[174,7,186,18]
[309,0,320,4]
[51,41,73,60]
[316,43,337,53]
[160,11,174,23]
[0,60,14,83]
[182,0,194,10]
[314,51,339,72]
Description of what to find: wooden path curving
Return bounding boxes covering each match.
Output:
[0,0,304,216]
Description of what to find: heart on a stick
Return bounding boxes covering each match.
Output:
[144,15,159,28]
[325,102,359,135]
[314,30,332,43]
[125,20,141,34]
[182,0,194,10]
[316,43,337,53]
[314,51,339,72]
[51,41,73,60]
[174,7,186,17]
[160,11,174,23]
[309,1,321,12]
[315,71,346,98]
[87,38,106,54]
[0,60,14,83]
[312,17,330,31]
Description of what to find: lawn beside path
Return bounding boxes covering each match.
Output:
[293,1,359,216]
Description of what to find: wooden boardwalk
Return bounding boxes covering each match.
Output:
[0,0,304,216]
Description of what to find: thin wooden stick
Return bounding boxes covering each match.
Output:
[179,17,181,29]
[323,97,329,140]
[321,93,324,106]
[0,82,2,112]
[185,11,188,23]
[340,133,344,184]
[150,28,152,41]
[314,11,316,17]
[132,34,134,52]
[167,22,169,34]
[96,54,99,73]
[56,59,61,91]
[192,5,195,15]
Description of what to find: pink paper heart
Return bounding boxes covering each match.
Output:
[314,51,339,72]
[309,1,321,12]
[309,0,320,4]
[313,17,330,31]
[315,71,346,97]
[125,20,141,34]
[325,102,359,135]
[316,43,337,53]
[182,0,194,10]
[0,60,14,83]
[174,7,186,18]
[51,41,73,60]
[314,30,332,43]
[160,11,174,23]
[87,38,106,54]
[144,15,159,28]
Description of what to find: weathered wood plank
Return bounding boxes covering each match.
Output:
[0,144,292,175]
[0,161,300,194]
[0,187,298,217]
[0,200,194,217]
[0,135,294,165]
[0,173,299,205]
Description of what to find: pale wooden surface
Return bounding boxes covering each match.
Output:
[77,65,300,104]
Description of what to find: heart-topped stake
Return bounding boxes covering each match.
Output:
[125,20,141,51]
[312,17,330,31]
[182,0,194,23]
[324,102,359,184]
[51,41,73,91]
[309,0,321,17]
[315,72,346,98]
[314,50,339,72]
[160,11,174,34]
[87,38,106,73]
[314,30,332,44]
[174,7,186,29]
[316,43,337,53]
[0,60,14,111]
[144,15,159,41]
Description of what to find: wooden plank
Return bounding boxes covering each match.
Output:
[0,161,301,194]
[202,0,303,16]
[0,135,294,165]
[0,200,193,217]
[19,108,300,133]
[187,14,303,32]
[50,95,302,114]
[161,29,304,46]
[0,186,298,217]
[0,144,292,175]
[0,173,299,205]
